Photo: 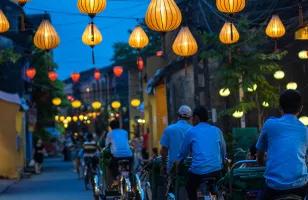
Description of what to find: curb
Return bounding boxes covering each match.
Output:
[0,180,17,195]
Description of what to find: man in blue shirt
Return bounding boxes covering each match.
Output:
[160,105,193,172]
[177,106,226,200]
[257,90,308,199]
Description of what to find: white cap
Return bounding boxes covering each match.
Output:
[178,105,192,118]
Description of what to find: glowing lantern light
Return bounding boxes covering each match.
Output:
[295,24,308,40]
[273,70,285,80]
[299,116,308,126]
[216,0,245,14]
[131,99,141,107]
[247,84,257,92]
[94,69,101,80]
[265,15,286,39]
[73,116,78,122]
[219,88,230,97]
[92,101,102,110]
[137,57,144,71]
[262,101,269,108]
[232,110,244,118]
[156,50,164,57]
[52,97,61,106]
[298,50,308,59]
[71,73,80,83]
[79,115,84,121]
[59,116,65,122]
[77,0,106,18]
[34,19,60,51]
[172,26,198,57]
[15,0,29,7]
[71,100,82,108]
[0,10,10,33]
[286,82,298,90]
[111,101,121,109]
[26,67,36,80]
[113,66,123,77]
[48,70,58,81]
[145,0,182,32]
[66,116,72,122]
[64,124,68,128]
[82,23,103,47]
[55,115,59,121]
[219,22,240,44]
[129,26,149,49]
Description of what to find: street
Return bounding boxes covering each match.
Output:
[0,158,92,200]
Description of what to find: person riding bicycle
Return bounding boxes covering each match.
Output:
[177,106,226,200]
[83,134,100,181]
[160,105,193,174]
[256,90,308,199]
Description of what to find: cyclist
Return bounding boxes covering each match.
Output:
[160,105,193,173]
[256,90,308,199]
[177,106,226,200]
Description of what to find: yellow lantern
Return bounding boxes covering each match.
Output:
[299,116,308,126]
[92,101,102,110]
[247,84,257,92]
[298,50,308,59]
[265,15,286,39]
[73,116,78,122]
[34,19,60,51]
[286,82,298,90]
[66,116,72,123]
[145,0,182,32]
[64,124,68,129]
[82,22,103,47]
[59,116,65,122]
[84,116,88,121]
[55,115,59,121]
[128,26,149,49]
[232,110,244,118]
[216,0,245,14]
[0,10,10,33]
[219,88,230,97]
[52,97,62,106]
[131,99,141,107]
[273,70,285,80]
[295,24,308,40]
[111,101,121,109]
[77,0,107,18]
[219,22,240,44]
[262,101,269,108]
[172,26,198,57]
[79,115,84,121]
[71,100,82,108]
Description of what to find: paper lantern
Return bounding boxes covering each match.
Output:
[295,24,308,40]
[129,26,149,49]
[59,116,65,122]
[131,99,141,107]
[145,0,182,32]
[48,70,58,81]
[0,10,10,33]
[52,97,61,106]
[55,115,59,122]
[216,0,245,14]
[26,67,36,80]
[298,50,308,59]
[137,57,144,71]
[299,116,308,126]
[156,50,164,57]
[79,115,84,121]
[77,0,107,18]
[94,69,101,80]
[92,101,102,110]
[71,73,80,83]
[247,84,257,92]
[232,110,244,118]
[15,0,29,7]
[286,82,297,90]
[71,100,82,108]
[73,116,78,122]
[262,101,269,108]
[172,26,198,57]
[113,66,123,77]
[219,88,230,97]
[34,19,60,51]
[219,22,240,44]
[66,116,72,122]
[273,70,285,80]
[82,22,102,47]
[111,101,121,109]
[265,15,286,39]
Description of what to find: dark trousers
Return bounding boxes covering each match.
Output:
[258,184,308,200]
[186,171,221,200]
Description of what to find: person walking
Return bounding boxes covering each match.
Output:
[33,139,46,174]
[256,90,308,199]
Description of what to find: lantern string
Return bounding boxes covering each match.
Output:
[298,0,304,26]
[92,47,95,65]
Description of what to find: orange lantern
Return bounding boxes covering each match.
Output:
[94,69,101,80]
[15,0,29,7]
[0,10,10,33]
[48,70,58,82]
[137,57,144,71]
[172,26,198,57]
[128,26,149,49]
[216,0,245,14]
[71,73,80,83]
[113,66,123,77]
[26,67,36,80]
[77,0,107,18]
[265,15,286,39]
[33,19,60,51]
[219,22,240,44]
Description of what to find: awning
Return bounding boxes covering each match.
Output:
[0,91,21,105]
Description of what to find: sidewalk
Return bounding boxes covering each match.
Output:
[0,179,16,194]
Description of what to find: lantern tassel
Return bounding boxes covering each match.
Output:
[92,47,95,64]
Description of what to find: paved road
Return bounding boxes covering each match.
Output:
[0,158,92,200]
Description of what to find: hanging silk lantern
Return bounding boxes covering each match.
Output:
[265,15,286,39]
[48,70,58,81]
[219,88,230,97]
[92,101,102,110]
[298,50,308,59]
[52,97,61,106]
[111,101,121,109]
[219,22,240,44]
[15,0,29,7]
[113,66,123,77]
[262,101,269,108]
[71,72,80,83]
[145,0,182,32]
[26,67,36,80]
[34,19,60,51]
[295,24,308,40]
[216,0,245,14]
[273,70,285,80]
[286,82,298,90]
[71,100,82,108]
[137,57,144,71]
[131,99,141,107]
[77,0,107,18]
[0,10,10,33]
[129,26,149,49]
[94,69,101,80]
[232,110,244,118]
[156,50,164,57]
[172,26,198,57]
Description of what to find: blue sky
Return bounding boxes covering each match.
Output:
[24,0,147,80]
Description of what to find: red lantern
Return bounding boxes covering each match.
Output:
[71,72,80,83]
[94,69,101,81]
[26,67,36,80]
[113,66,123,77]
[137,57,144,71]
[48,70,58,81]
[156,50,164,57]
